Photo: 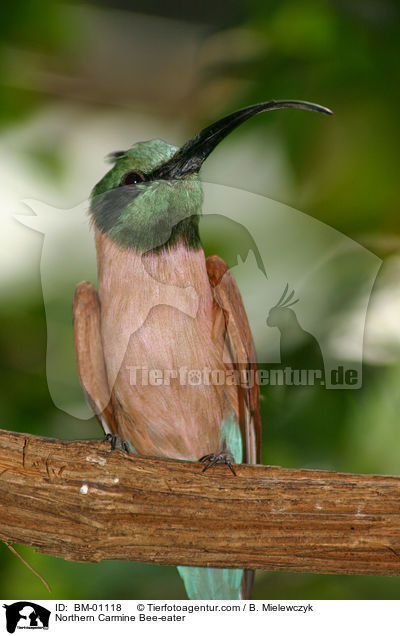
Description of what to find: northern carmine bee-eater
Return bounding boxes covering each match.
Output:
[73,100,332,600]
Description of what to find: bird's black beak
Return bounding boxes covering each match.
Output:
[150,100,333,181]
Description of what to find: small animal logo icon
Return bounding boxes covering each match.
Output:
[3,602,50,633]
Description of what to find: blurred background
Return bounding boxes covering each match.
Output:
[1,0,400,599]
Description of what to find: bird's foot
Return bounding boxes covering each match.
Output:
[199,450,236,476]
[104,433,130,453]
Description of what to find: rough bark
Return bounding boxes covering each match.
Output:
[0,428,399,575]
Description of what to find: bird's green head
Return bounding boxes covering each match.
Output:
[90,100,332,253]
[91,139,203,252]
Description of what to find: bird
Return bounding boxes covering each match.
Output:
[266,284,325,376]
[72,99,332,600]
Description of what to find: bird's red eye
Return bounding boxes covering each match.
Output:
[123,171,144,185]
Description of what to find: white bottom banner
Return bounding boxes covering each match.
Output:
[1,600,398,635]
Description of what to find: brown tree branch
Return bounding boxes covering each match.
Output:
[0,427,400,576]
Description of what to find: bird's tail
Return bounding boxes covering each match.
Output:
[178,416,249,600]
[177,566,243,600]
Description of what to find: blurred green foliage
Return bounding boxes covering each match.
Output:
[0,0,75,126]
[1,0,400,601]
[228,0,400,237]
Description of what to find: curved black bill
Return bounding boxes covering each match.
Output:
[150,100,333,180]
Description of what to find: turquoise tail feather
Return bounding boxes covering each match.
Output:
[179,415,244,600]
[178,566,243,600]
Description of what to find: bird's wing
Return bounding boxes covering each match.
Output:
[206,254,262,601]
[73,281,117,435]
[206,255,262,465]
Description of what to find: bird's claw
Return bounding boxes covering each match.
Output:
[104,433,130,453]
[199,450,236,475]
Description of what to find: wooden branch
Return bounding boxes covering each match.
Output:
[0,427,400,576]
